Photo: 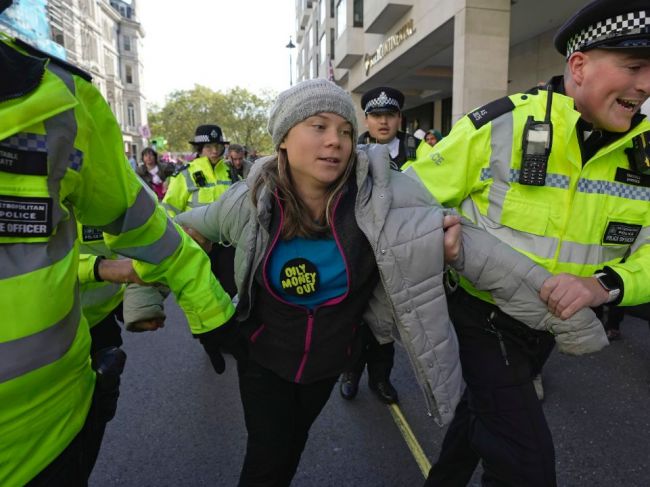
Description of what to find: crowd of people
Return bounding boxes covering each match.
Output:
[2,0,650,486]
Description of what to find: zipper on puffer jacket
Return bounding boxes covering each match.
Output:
[260,191,351,383]
[356,203,443,425]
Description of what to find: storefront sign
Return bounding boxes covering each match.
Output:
[364,19,416,75]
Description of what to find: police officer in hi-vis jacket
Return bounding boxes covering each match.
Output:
[0,2,234,484]
[406,1,650,485]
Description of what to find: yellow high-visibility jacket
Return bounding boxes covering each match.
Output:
[0,38,234,486]
[162,156,234,217]
[406,85,650,306]
[77,223,124,327]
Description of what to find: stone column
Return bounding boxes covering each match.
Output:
[452,0,511,122]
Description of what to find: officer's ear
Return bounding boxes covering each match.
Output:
[567,51,587,87]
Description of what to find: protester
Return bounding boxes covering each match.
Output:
[0,2,234,484]
[406,1,650,485]
[424,129,442,147]
[175,78,605,486]
[136,147,172,200]
[227,143,253,180]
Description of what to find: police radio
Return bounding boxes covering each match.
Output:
[519,86,553,186]
[626,133,650,176]
[193,170,208,187]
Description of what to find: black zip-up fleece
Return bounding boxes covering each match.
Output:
[243,181,379,384]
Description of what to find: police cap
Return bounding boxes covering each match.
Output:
[361,87,404,114]
[189,124,229,145]
[554,0,650,57]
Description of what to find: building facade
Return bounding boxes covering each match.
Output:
[47,0,148,160]
[295,0,590,134]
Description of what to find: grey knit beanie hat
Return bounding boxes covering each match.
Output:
[268,79,358,148]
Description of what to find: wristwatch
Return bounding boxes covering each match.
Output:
[594,272,621,303]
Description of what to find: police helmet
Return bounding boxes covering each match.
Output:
[361,87,404,115]
[189,125,229,146]
[554,0,650,57]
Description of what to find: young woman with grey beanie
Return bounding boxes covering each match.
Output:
[176,79,606,486]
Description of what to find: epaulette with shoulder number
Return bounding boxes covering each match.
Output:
[466,96,516,130]
[14,37,93,82]
[171,164,189,176]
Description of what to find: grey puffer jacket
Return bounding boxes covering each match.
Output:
[176,144,607,425]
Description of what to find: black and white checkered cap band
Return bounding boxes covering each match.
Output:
[192,133,224,144]
[566,10,650,57]
[364,91,401,112]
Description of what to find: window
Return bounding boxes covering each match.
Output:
[51,25,64,47]
[330,0,335,18]
[319,0,326,25]
[319,33,327,65]
[125,65,133,84]
[353,0,363,27]
[123,35,131,51]
[81,30,98,63]
[127,102,136,127]
[330,28,335,59]
[104,49,114,76]
[336,0,346,38]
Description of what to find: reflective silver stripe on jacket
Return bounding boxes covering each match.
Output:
[462,201,560,260]
[557,240,629,266]
[162,201,181,215]
[630,226,650,254]
[99,186,156,235]
[183,170,198,192]
[45,68,77,231]
[81,282,123,308]
[485,112,512,223]
[182,170,203,208]
[189,190,203,208]
[0,292,81,383]
[0,217,76,279]
[111,217,181,264]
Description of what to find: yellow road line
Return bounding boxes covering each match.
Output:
[388,403,431,478]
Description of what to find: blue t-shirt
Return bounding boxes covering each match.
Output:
[267,236,348,310]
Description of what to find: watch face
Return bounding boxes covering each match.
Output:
[597,274,617,291]
[595,273,620,302]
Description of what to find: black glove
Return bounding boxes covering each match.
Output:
[196,318,247,375]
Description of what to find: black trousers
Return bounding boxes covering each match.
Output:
[237,360,338,487]
[425,288,557,487]
[210,243,237,298]
[347,324,394,383]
